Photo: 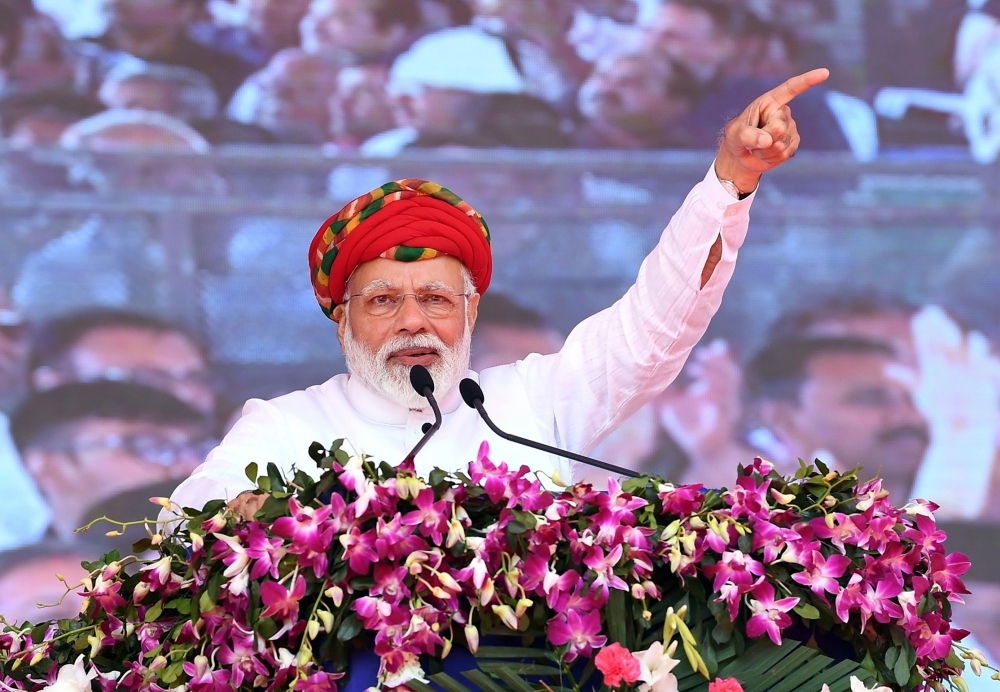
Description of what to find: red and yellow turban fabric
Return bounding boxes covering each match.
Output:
[309,179,492,320]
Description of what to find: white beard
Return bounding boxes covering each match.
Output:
[343,316,472,409]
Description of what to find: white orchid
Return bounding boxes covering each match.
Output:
[41,656,97,692]
[635,640,680,692]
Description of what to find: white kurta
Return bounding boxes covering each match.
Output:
[169,164,754,511]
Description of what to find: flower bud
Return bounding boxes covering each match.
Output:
[151,497,173,510]
[687,516,706,530]
[440,638,452,659]
[150,656,168,672]
[465,624,480,654]
[307,620,320,640]
[492,604,519,631]
[29,651,45,666]
[822,496,837,509]
[971,660,983,677]
[317,610,335,633]
[479,578,495,606]
[88,634,102,658]
[631,583,645,600]
[954,676,970,692]
[436,571,461,593]
[515,598,533,619]
[133,582,150,603]
[642,610,652,621]
[825,513,837,529]
[190,533,204,552]
[770,488,796,505]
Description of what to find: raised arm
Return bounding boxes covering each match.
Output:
[517,70,830,457]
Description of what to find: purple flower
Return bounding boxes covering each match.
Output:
[260,576,306,628]
[704,550,764,594]
[658,484,704,516]
[928,552,971,595]
[547,609,607,662]
[370,564,412,604]
[340,525,379,575]
[792,550,850,599]
[295,671,344,692]
[245,524,287,580]
[401,488,451,544]
[183,655,233,692]
[745,582,799,645]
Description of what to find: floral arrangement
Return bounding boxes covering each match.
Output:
[0,440,994,692]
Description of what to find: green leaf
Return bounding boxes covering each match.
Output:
[793,603,821,620]
[245,462,259,484]
[144,601,164,623]
[256,617,278,640]
[461,670,508,692]
[257,476,272,492]
[894,647,912,687]
[494,667,539,692]
[429,469,448,487]
[884,646,900,672]
[428,672,476,692]
[474,646,550,660]
[606,589,628,646]
[506,520,530,535]
[337,613,362,641]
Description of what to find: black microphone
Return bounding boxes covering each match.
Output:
[402,365,442,466]
[458,378,639,478]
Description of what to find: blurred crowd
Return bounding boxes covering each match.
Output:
[0,0,995,159]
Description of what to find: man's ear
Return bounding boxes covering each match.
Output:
[467,293,480,334]
[333,304,347,350]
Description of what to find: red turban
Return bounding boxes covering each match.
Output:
[309,179,492,320]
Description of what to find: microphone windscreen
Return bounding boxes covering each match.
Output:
[409,364,435,394]
[459,378,485,408]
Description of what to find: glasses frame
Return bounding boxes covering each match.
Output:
[345,290,472,319]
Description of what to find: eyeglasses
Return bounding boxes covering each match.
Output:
[346,291,471,319]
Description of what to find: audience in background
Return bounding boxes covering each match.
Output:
[299,0,426,67]
[0,89,102,146]
[326,64,396,148]
[80,0,251,101]
[229,47,341,144]
[9,381,212,540]
[0,2,20,93]
[576,49,699,148]
[191,0,313,69]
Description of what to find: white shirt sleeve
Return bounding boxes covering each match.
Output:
[516,162,754,457]
[167,398,299,515]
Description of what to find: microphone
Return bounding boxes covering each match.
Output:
[402,365,442,467]
[458,378,639,478]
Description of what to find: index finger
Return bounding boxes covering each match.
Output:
[762,68,830,107]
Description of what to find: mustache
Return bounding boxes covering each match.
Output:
[875,426,930,447]
[378,333,448,361]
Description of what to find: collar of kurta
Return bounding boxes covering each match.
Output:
[344,371,468,425]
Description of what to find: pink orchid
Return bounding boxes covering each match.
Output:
[583,543,629,596]
[183,655,233,692]
[658,484,704,516]
[547,608,607,662]
[901,513,948,557]
[751,520,802,564]
[835,573,873,628]
[217,629,269,688]
[81,575,127,615]
[295,671,344,692]
[245,523,287,580]
[260,576,307,627]
[745,582,799,645]
[371,564,412,604]
[401,488,451,544]
[340,525,380,574]
[704,550,764,593]
[273,498,337,554]
[791,550,850,599]
[467,443,514,503]
[928,552,971,594]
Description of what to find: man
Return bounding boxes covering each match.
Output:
[83,0,252,101]
[640,0,849,151]
[228,48,341,144]
[300,0,426,67]
[326,65,396,148]
[169,69,829,518]
[28,309,216,418]
[360,26,569,154]
[190,0,313,69]
[10,381,213,540]
[745,335,929,505]
[576,49,700,149]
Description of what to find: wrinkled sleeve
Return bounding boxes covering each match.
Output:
[517,162,754,458]
[167,398,300,514]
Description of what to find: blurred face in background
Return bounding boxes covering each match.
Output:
[242,0,312,48]
[578,53,694,140]
[33,326,214,415]
[764,351,929,499]
[23,417,210,538]
[6,111,81,148]
[798,312,918,368]
[0,553,91,624]
[642,3,737,84]
[99,75,217,122]
[301,0,410,64]
[254,49,340,142]
[471,323,563,371]
[5,13,75,94]
[101,0,196,32]
[473,0,575,39]
[328,65,395,143]
[393,86,486,139]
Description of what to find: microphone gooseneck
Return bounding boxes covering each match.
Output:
[458,377,639,478]
[402,365,443,466]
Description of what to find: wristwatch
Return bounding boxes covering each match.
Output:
[718,178,754,200]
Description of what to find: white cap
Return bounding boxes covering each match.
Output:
[388,27,525,96]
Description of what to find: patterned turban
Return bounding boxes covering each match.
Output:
[309,179,492,319]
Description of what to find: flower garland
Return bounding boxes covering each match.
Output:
[0,441,993,692]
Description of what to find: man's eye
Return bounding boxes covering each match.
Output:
[422,294,448,305]
[369,294,396,306]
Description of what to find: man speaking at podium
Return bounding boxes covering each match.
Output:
[169,69,830,519]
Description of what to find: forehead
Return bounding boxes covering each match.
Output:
[803,351,892,384]
[350,256,467,290]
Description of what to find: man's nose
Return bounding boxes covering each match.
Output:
[393,294,431,333]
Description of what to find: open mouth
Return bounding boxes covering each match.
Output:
[388,347,440,366]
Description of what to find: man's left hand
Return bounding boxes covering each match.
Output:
[714,68,830,194]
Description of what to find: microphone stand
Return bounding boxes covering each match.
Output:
[460,378,639,478]
[401,366,443,468]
